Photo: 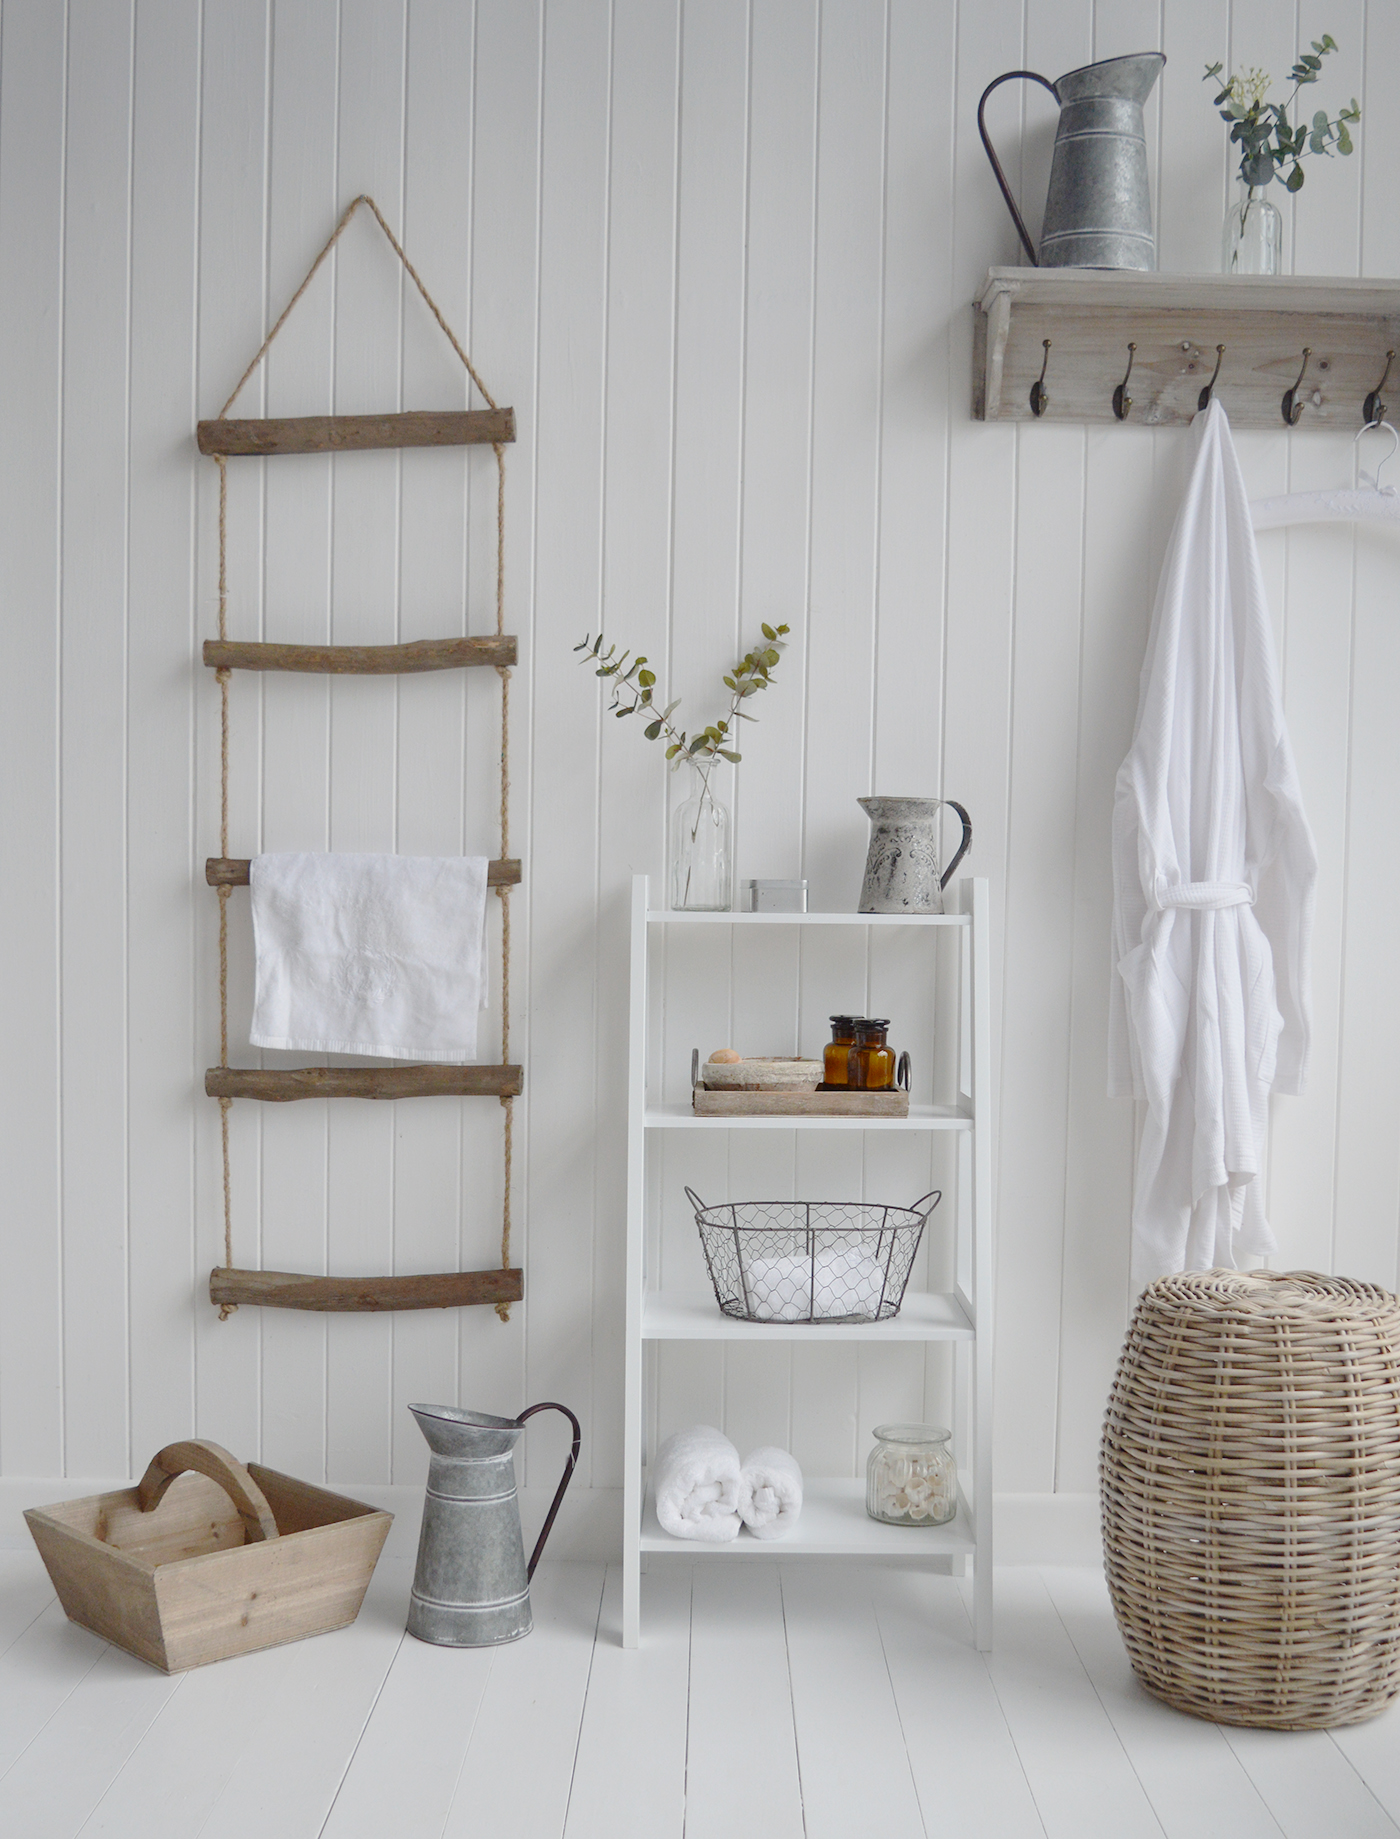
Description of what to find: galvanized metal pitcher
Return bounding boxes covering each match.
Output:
[407,1401,581,1647]
[978,53,1165,270]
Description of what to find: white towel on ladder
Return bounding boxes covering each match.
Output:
[249,852,489,1062]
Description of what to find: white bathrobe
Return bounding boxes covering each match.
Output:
[1110,400,1317,1283]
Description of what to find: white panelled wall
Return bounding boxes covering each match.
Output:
[1,0,1397,1540]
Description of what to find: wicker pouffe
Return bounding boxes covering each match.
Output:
[1101,1269,1400,1729]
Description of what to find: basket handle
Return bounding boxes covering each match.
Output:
[684,1185,707,1215]
[137,1439,279,1544]
[908,1190,943,1219]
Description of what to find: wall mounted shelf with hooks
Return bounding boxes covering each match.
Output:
[973,270,1400,429]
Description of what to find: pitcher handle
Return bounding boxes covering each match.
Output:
[940,802,973,888]
[976,71,1058,266]
[516,1402,583,1580]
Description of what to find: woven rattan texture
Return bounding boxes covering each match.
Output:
[1101,1269,1400,1729]
[689,1197,936,1324]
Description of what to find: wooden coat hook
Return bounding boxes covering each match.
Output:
[1282,348,1312,426]
[1112,344,1137,421]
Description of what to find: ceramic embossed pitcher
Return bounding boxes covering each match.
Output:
[858,798,972,915]
[407,1401,581,1647]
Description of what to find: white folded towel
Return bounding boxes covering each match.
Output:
[743,1248,887,1321]
[249,852,488,1062]
[738,1447,803,1540]
[652,1426,742,1542]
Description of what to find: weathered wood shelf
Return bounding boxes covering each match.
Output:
[974,270,1400,429]
[197,407,515,456]
[207,856,520,889]
[209,1266,523,1312]
[204,636,516,674]
[206,1065,523,1102]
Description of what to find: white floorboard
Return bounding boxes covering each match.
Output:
[782,1563,926,1839]
[562,1567,690,1838]
[1040,1566,1285,1839]
[438,1563,606,1839]
[1,1555,1398,1838]
[684,1562,805,1839]
[872,1567,1046,1839]
[974,1569,1165,1839]
[1221,1725,1400,1839]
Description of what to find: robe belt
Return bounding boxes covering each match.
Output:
[1155,881,1254,910]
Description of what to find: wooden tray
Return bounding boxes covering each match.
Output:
[692,1086,909,1118]
[24,1440,392,1673]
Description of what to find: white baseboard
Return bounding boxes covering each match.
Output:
[2,1476,1098,1567]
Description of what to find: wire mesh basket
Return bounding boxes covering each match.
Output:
[685,1187,941,1324]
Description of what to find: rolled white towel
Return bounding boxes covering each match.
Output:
[653,1425,742,1542]
[738,1447,803,1540]
[743,1248,888,1321]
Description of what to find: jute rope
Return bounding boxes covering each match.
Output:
[213,196,515,1322]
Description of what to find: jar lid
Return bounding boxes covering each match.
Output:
[872,1422,950,1444]
[855,1017,890,1031]
[828,1014,862,1027]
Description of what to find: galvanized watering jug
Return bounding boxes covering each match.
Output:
[407,1401,581,1647]
[978,53,1165,270]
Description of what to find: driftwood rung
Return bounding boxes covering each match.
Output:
[204,636,516,674]
[197,407,515,456]
[207,857,521,889]
[209,1267,524,1312]
[206,1065,523,1102]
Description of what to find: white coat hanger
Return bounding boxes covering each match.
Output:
[1251,420,1400,530]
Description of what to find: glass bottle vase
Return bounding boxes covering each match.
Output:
[1222,180,1281,276]
[670,757,732,911]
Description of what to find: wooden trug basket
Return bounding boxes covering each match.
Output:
[1101,1271,1400,1729]
[25,1439,392,1673]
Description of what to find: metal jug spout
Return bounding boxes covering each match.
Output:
[979,52,1165,271]
[1055,51,1165,109]
[407,1400,581,1648]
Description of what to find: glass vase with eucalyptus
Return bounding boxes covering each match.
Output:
[670,755,732,911]
[1223,179,1281,275]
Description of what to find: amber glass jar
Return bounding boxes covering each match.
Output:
[823,1015,860,1087]
[849,1018,895,1090]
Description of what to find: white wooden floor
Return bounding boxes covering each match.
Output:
[3,1548,1400,1839]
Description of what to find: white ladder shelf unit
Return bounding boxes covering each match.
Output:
[622,873,994,1649]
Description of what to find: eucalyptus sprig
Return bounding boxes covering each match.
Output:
[1204,37,1359,193]
[574,624,791,769]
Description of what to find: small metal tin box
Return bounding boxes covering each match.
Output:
[738,879,808,913]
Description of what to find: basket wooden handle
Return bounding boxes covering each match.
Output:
[136,1439,279,1544]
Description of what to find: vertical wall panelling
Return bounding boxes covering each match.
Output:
[324,0,410,1486]
[457,0,540,1435]
[0,0,68,1476]
[256,0,339,1488]
[945,0,1021,1490]
[593,0,681,1493]
[60,0,135,1478]
[4,0,1398,1529]
[126,0,202,1467]
[990,0,1093,1500]
[193,0,271,1467]
[389,0,478,1488]
[526,0,611,1492]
